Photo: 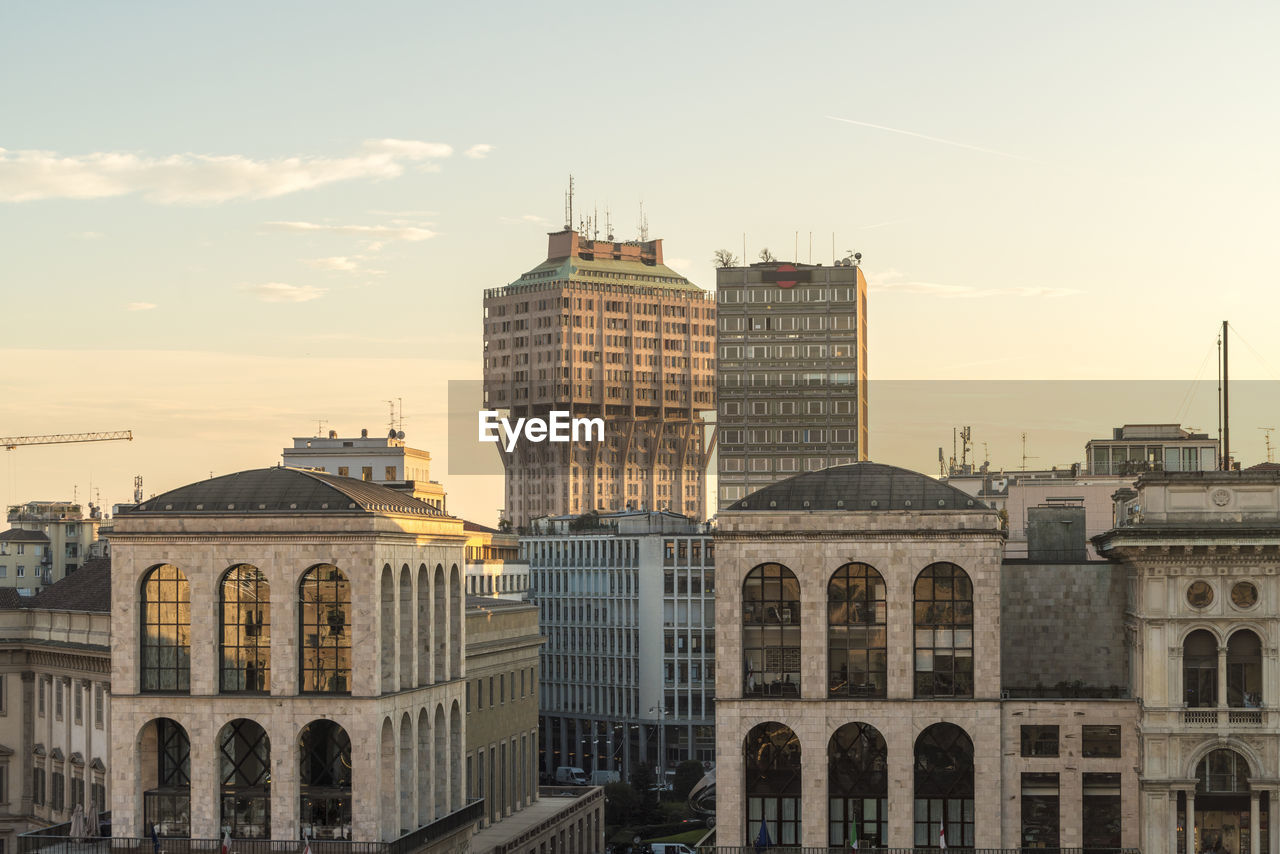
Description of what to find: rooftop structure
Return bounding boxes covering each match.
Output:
[282,429,447,511]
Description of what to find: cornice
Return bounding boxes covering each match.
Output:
[109,532,467,546]
[714,529,1004,543]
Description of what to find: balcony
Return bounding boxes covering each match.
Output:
[1179,708,1265,727]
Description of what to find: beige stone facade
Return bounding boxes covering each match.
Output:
[108,469,473,848]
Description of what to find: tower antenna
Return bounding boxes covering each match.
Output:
[606,207,614,241]
[638,201,649,242]
[564,174,575,230]
[1261,427,1275,464]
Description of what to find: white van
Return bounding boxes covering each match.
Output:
[554,766,587,784]
[649,845,695,854]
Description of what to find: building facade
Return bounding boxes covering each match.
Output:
[0,561,112,849]
[483,229,715,528]
[1,502,102,590]
[1097,470,1280,854]
[108,468,475,850]
[464,522,529,601]
[715,259,868,510]
[1087,424,1220,476]
[714,463,1139,850]
[525,512,714,784]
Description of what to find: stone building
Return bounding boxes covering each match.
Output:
[0,560,112,849]
[1096,469,1280,854]
[108,467,476,850]
[714,462,1139,849]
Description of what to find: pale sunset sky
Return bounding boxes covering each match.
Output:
[4,2,1280,523]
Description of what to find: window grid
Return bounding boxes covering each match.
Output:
[221,565,271,693]
[298,566,352,694]
[140,566,192,693]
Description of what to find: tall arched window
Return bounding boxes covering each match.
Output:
[1227,630,1262,708]
[744,722,801,846]
[828,564,887,698]
[1197,748,1250,794]
[913,563,973,698]
[914,723,974,847]
[742,564,801,697]
[140,566,191,693]
[218,719,270,838]
[299,720,352,839]
[1184,630,1218,708]
[220,565,269,693]
[141,718,190,837]
[829,722,887,847]
[299,565,352,694]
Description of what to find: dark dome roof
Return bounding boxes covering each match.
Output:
[124,467,447,517]
[725,463,988,512]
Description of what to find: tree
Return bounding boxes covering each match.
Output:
[712,249,739,268]
[758,247,776,262]
[672,760,705,802]
[630,761,660,819]
[604,781,641,827]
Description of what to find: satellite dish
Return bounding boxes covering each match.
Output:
[854,252,862,261]
[397,431,405,440]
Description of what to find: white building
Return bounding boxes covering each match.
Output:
[525,511,715,783]
[283,429,447,512]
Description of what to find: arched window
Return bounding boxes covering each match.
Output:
[913,563,973,698]
[1184,630,1218,708]
[1197,748,1250,793]
[828,564,887,698]
[218,719,270,838]
[914,723,974,848]
[220,565,269,693]
[299,720,352,839]
[299,565,352,694]
[744,722,801,846]
[829,722,887,847]
[141,718,190,837]
[742,564,801,697]
[140,566,191,693]
[1227,630,1262,708]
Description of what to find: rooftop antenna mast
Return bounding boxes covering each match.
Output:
[564,174,574,230]
[314,419,327,437]
[134,475,143,504]
[606,207,614,241]
[638,201,649,242]
[1020,432,1039,471]
[1261,427,1275,464]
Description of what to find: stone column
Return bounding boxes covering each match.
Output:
[801,732,826,849]
[886,725,914,848]
[189,729,220,838]
[1268,790,1278,854]
[1219,648,1229,708]
[1171,791,1181,854]
[270,718,299,842]
[1188,790,1197,854]
[1252,791,1261,854]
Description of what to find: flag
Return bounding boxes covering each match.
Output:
[150,824,160,854]
[221,831,232,854]
[755,820,772,851]
[302,836,313,854]
[939,821,947,850]
[849,821,858,849]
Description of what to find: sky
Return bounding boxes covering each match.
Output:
[4,1,1280,523]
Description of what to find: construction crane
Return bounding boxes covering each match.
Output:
[2,431,133,451]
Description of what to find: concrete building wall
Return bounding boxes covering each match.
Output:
[1000,561,1129,693]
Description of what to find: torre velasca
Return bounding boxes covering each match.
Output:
[483,228,715,528]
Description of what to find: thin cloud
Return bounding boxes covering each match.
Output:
[126,302,157,311]
[465,143,494,159]
[499,214,550,225]
[265,221,436,243]
[242,283,326,303]
[868,268,1079,298]
[0,139,453,204]
[304,256,360,272]
[826,116,1044,165]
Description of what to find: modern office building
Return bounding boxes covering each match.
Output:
[464,521,529,601]
[1086,424,1220,475]
[282,429,447,511]
[108,467,477,851]
[715,259,868,510]
[525,511,715,784]
[483,228,715,528]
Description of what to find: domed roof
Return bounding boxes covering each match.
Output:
[725,462,987,512]
[123,467,447,517]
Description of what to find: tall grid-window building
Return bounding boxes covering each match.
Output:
[716,260,868,510]
[483,229,715,528]
[525,511,715,784]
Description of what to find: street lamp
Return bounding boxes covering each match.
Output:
[648,706,668,789]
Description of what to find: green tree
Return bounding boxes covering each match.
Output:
[672,760,705,802]
[631,761,660,820]
[604,781,641,827]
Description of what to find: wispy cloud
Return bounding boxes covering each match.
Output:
[126,302,157,311]
[868,268,1080,299]
[302,255,384,276]
[826,116,1043,164]
[499,213,550,225]
[242,282,326,303]
[265,220,436,243]
[465,143,494,159]
[0,139,454,204]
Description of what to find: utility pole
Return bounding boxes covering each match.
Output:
[1222,320,1230,470]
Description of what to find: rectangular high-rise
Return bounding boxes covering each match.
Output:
[715,260,868,509]
[483,229,715,528]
